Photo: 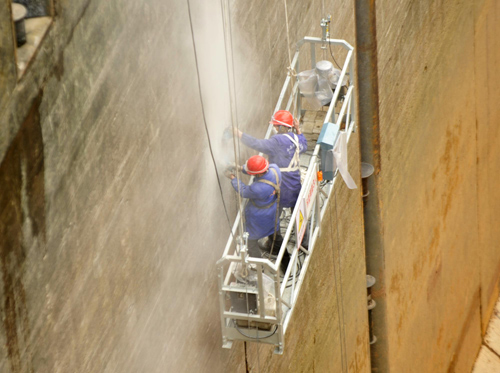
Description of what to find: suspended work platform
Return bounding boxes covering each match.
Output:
[216,36,356,354]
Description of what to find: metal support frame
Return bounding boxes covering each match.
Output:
[217,36,356,354]
[354,0,387,370]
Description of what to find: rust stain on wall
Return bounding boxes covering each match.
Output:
[441,129,460,221]
[426,254,442,302]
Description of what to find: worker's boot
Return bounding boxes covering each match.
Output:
[258,233,283,255]
[280,249,290,274]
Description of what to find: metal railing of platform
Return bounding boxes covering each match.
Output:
[216,36,356,354]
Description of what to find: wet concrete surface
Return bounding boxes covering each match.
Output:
[0,0,369,372]
[0,0,499,371]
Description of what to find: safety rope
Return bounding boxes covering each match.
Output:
[283,0,296,78]
[282,0,301,127]
[220,3,262,370]
[186,0,234,238]
[220,0,246,238]
[267,171,281,258]
[322,0,327,60]
[225,0,246,207]
[292,83,299,122]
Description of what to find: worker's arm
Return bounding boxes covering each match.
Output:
[293,118,302,135]
[240,133,278,155]
[231,178,271,200]
[231,178,258,199]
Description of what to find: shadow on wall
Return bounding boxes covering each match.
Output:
[0,92,45,373]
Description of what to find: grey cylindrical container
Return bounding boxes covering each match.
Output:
[315,60,334,81]
[12,3,28,47]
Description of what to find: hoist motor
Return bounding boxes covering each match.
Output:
[224,234,278,331]
[228,263,277,331]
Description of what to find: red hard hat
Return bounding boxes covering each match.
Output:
[245,155,269,175]
[271,110,293,127]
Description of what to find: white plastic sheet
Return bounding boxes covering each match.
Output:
[297,69,333,108]
[330,68,349,87]
[331,131,357,189]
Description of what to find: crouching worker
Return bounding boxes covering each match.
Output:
[226,155,281,258]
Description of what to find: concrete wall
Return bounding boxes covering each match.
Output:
[369,0,500,371]
[0,0,369,372]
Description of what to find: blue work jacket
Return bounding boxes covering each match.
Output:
[231,164,281,240]
[241,132,307,208]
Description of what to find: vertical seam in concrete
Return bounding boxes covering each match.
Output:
[244,342,250,373]
[472,0,483,335]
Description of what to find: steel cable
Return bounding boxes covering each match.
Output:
[219,3,263,370]
[220,0,247,236]
[186,0,234,237]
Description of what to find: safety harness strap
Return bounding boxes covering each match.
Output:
[252,168,280,209]
[279,134,300,173]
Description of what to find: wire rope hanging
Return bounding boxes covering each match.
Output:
[219,2,263,371]
[322,0,327,60]
[327,13,342,69]
[186,0,234,237]
[282,0,300,121]
[220,0,247,239]
[283,0,295,78]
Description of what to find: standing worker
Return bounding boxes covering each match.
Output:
[226,155,281,258]
[233,110,307,251]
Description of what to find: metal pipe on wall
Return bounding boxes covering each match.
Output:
[354,0,389,371]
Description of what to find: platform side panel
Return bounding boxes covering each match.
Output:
[245,131,370,373]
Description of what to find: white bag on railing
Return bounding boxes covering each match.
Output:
[330,131,357,189]
[297,69,333,108]
[298,69,321,109]
[297,69,317,96]
[315,77,333,106]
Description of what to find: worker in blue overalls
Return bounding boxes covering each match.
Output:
[233,110,307,254]
[227,155,281,258]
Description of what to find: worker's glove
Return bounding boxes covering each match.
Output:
[233,127,242,138]
[293,118,302,135]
